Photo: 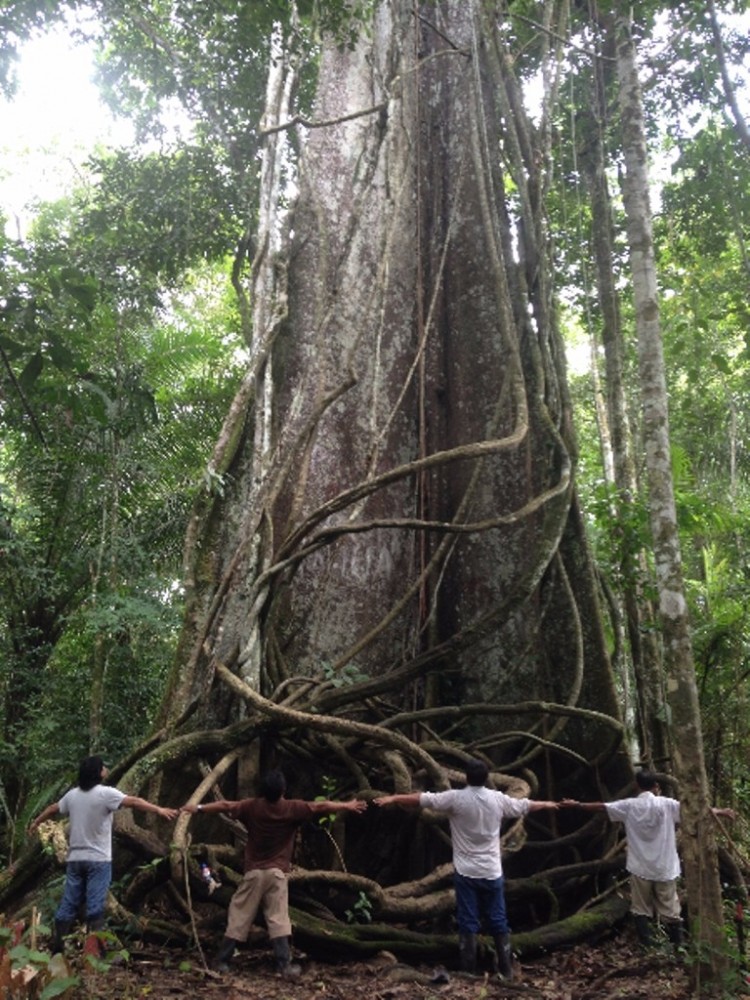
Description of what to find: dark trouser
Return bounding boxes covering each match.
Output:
[454,873,514,977]
[453,872,509,934]
[56,860,112,926]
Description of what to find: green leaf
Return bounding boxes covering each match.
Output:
[710,352,730,375]
[40,978,80,999]
[66,282,97,311]
[46,336,76,370]
[0,335,26,359]
[18,351,43,389]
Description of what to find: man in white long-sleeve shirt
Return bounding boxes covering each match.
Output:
[374,759,558,979]
[563,771,735,949]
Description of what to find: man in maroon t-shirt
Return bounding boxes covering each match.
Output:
[182,770,366,976]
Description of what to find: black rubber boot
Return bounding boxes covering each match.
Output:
[493,933,514,980]
[51,919,73,955]
[271,936,301,977]
[665,921,685,954]
[213,936,240,973]
[83,915,107,961]
[458,933,477,974]
[633,914,655,947]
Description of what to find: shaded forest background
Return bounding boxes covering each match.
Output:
[1,0,750,993]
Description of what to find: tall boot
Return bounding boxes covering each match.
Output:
[51,919,73,955]
[665,921,684,955]
[458,933,477,974]
[633,914,655,947]
[493,933,514,980]
[271,936,301,977]
[83,915,106,961]
[213,935,240,973]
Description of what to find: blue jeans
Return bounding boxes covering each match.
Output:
[56,860,112,924]
[454,872,510,934]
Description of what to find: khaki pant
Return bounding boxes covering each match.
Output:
[226,868,291,941]
[630,873,681,922]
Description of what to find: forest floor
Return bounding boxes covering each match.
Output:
[62,927,750,1000]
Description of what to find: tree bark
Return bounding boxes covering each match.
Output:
[614,5,727,986]
[579,51,669,768]
[157,0,629,784]
[128,1,637,946]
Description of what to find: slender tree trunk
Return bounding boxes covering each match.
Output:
[615,7,727,985]
[579,55,669,768]
[707,0,750,153]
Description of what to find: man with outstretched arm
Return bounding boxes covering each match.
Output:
[181,769,367,977]
[374,758,558,980]
[29,755,178,955]
[561,770,735,950]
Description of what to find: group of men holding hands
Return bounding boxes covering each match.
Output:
[29,755,734,981]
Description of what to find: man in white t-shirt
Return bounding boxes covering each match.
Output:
[375,759,558,979]
[562,771,735,949]
[29,755,178,955]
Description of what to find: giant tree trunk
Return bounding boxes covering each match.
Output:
[614,7,727,987]
[142,5,635,913]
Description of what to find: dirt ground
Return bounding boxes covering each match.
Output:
[66,928,750,1000]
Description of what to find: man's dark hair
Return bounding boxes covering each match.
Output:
[465,759,489,787]
[635,770,659,791]
[78,756,105,791]
[260,770,287,802]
